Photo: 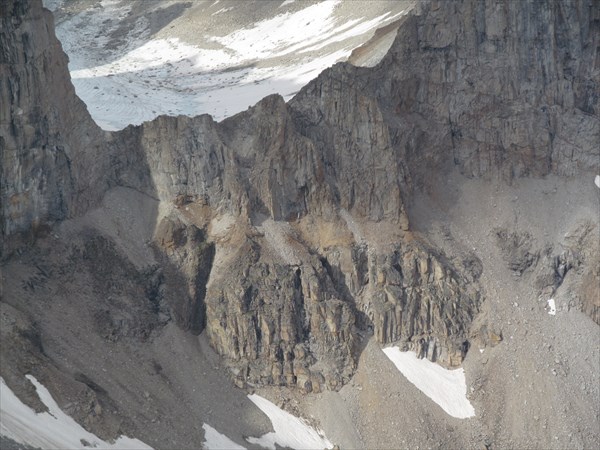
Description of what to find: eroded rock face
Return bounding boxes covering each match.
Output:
[1,0,597,395]
[117,90,410,226]
[535,221,600,324]
[318,237,481,367]
[361,243,479,366]
[494,219,599,325]
[289,67,410,225]
[113,82,479,387]
[494,228,539,275]
[368,0,599,185]
[205,236,356,392]
[0,0,109,248]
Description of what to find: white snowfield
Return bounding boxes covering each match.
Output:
[49,0,410,130]
[202,423,246,450]
[594,175,600,188]
[0,374,331,450]
[382,347,476,419]
[0,375,152,449]
[246,394,334,450]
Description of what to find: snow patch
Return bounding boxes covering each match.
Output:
[594,175,600,188]
[300,11,404,53]
[54,0,408,130]
[547,298,556,315]
[0,375,152,449]
[202,424,246,450]
[210,1,342,60]
[67,36,350,129]
[382,347,476,419]
[246,394,333,450]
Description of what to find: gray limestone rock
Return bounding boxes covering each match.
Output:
[1,0,109,251]
[1,0,597,397]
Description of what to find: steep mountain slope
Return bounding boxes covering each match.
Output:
[1,0,598,449]
[45,0,414,129]
[0,0,107,240]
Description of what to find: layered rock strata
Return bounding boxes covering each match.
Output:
[0,0,108,243]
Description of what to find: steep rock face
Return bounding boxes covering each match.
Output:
[205,235,356,392]
[289,0,599,195]
[369,0,599,184]
[362,243,479,365]
[319,238,480,367]
[289,70,410,225]
[118,91,409,226]
[2,0,597,396]
[113,80,478,385]
[0,0,109,249]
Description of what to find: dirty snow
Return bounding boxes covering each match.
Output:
[246,394,333,450]
[202,424,246,450]
[382,347,476,419]
[208,1,402,60]
[299,10,405,53]
[208,1,344,60]
[0,375,152,449]
[52,0,410,130]
[547,298,557,315]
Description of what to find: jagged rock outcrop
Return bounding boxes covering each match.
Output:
[111,85,478,386]
[494,219,599,325]
[317,236,481,366]
[494,228,539,275]
[362,243,479,365]
[535,221,600,324]
[115,91,410,227]
[205,235,357,392]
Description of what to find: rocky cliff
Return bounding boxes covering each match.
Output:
[0,0,111,245]
[292,0,599,192]
[1,0,598,396]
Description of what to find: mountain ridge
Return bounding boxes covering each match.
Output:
[1,0,598,448]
